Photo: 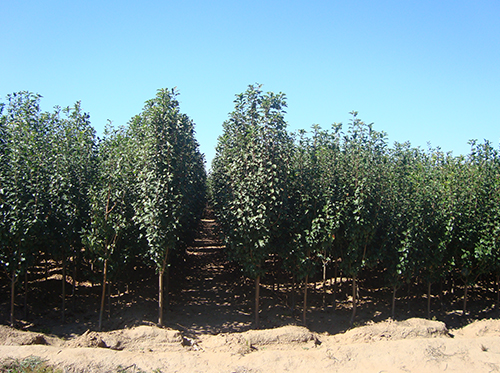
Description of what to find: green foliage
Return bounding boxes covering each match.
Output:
[449,140,500,284]
[82,123,134,277]
[126,88,206,325]
[381,142,420,286]
[0,92,49,279]
[129,88,206,272]
[211,84,292,278]
[327,112,388,278]
[403,147,453,284]
[0,89,205,327]
[285,126,332,280]
[45,102,97,262]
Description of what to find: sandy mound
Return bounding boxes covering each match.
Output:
[0,325,57,346]
[100,325,184,351]
[200,325,319,355]
[66,330,107,348]
[335,318,450,344]
[2,320,500,372]
[0,324,185,352]
[455,319,500,338]
[233,325,318,346]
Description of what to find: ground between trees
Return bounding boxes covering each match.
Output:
[1,208,499,337]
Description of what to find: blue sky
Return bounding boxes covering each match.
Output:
[2,1,499,169]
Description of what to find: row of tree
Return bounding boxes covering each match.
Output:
[211,84,500,326]
[2,84,499,330]
[0,90,206,328]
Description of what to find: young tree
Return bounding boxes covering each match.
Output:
[473,142,500,307]
[380,142,419,318]
[45,102,97,321]
[130,88,205,326]
[330,112,388,325]
[0,92,49,326]
[405,148,453,318]
[211,84,292,327]
[287,127,334,323]
[450,141,500,314]
[82,123,133,331]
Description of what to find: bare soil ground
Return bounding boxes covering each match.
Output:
[2,215,500,372]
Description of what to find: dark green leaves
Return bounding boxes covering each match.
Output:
[212,84,292,279]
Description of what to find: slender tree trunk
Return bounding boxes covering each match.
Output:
[98,258,108,331]
[332,260,338,310]
[463,282,468,316]
[10,271,16,327]
[165,265,170,310]
[322,263,327,310]
[291,274,296,310]
[158,248,170,326]
[24,270,28,319]
[427,282,432,319]
[255,275,260,328]
[159,267,165,326]
[107,280,111,319]
[391,285,397,319]
[62,253,66,323]
[72,258,77,297]
[496,274,499,309]
[439,279,444,310]
[303,275,308,325]
[350,276,357,326]
[71,258,77,313]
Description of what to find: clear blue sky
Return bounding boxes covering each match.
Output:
[2,0,499,169]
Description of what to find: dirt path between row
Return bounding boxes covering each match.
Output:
[167,217,253,335]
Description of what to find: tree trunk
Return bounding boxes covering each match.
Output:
[10,271,16,327]
[165,264,170,310]
[439,279,444,310]
[463,282,468,316]
[158,249,169,326]
[291,274,296,310]
[496,274,499,309]
[72,258,77,297]
[427,282,432,319]
[303,275,308,325]
[322,263,327,310]
[332,260,338,310]
[62,253,66,323]
[350,276,357,326]
[159,268,165,326]
[98,258,108,331]
[24,270,28,319]
[255,275,260,328]
[71,258,77,313]
[391,285,397,319]
[107,280,111,319]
